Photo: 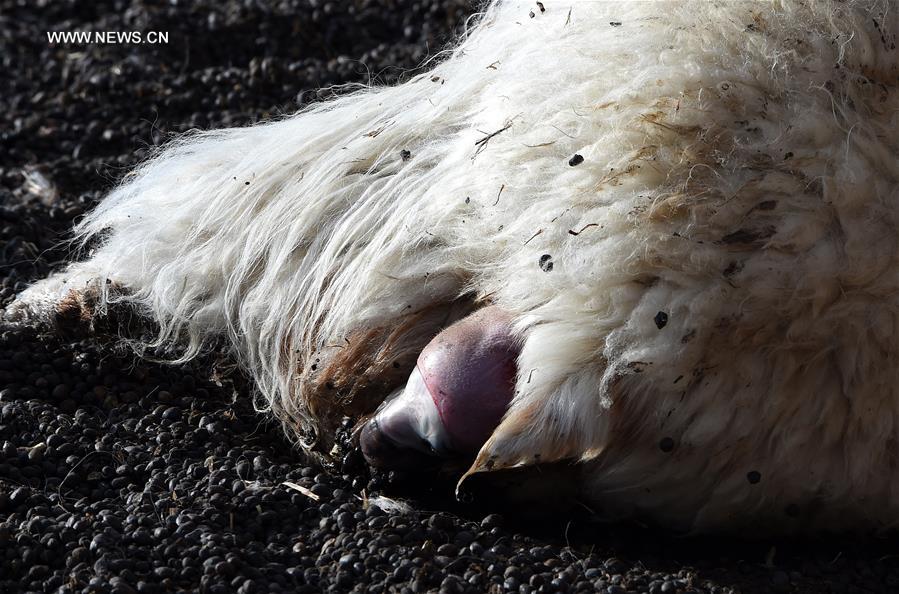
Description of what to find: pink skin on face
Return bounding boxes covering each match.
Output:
[417,306,519,453]
[360,306,519,469]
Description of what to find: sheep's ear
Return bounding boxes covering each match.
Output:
[454,452,581,514]
[456,397,603,497]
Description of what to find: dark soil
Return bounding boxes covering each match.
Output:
[2,1,898,593]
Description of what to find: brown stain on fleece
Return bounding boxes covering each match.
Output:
[299,299,476,451]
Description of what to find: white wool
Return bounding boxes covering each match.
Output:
[13,0,899,532]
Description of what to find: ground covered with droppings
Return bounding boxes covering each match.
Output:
[2,1,899,593]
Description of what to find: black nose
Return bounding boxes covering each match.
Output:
[359,418,439,471]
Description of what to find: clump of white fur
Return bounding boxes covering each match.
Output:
[13,0,899,532]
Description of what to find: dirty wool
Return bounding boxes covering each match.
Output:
[11,0,899,532]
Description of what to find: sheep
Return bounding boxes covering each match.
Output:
[11,0,899,532]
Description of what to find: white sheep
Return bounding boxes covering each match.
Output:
[12,0,899,532]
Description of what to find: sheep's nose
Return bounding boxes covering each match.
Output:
[360,367,448,469]
[358,416,438,472]
[360,306,519,469]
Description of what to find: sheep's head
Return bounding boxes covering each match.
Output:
[358,305,519,469]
